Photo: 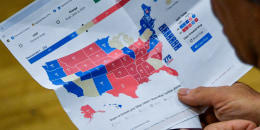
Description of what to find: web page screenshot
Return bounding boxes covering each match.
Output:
[0,0,251,129]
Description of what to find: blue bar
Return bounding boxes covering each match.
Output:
[170,40,179,47]
[163,30,172,37]
[159,24,169,34]
[191,33,212,52]
[169,36,177,43]
[159,23,182,52]
[180,22,186,29]
[158,24,167,32]
[28,32,78,64]
[165,33,174,41]
[174,43,182,51]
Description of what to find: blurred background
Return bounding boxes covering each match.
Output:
[0,0,259,130]
[0,0,77,129]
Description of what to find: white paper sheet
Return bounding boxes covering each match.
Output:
[0,0,252,129]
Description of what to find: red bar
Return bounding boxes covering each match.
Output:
[117,0,130,8]
[92,0,130,24]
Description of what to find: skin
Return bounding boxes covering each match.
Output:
[204,120,257,130]
[178,83,260,129]
[178,83,260,125]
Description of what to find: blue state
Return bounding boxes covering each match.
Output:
[122,47,136,59]
[89,65,108,78]
[75,71,92,81]
[139,4,159,53]
[93,74,113,96]
[52,79,66,85]
[95,37,116,54]
[43,60,62,71]
[147,39,159,52]
[45,67,67,81]
[63,81,84,97]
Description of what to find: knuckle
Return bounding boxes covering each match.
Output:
[193,86,205,95]
[190,87,205,101]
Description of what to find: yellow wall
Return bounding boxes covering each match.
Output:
[0,1,77,129]
[239,67,260,92]
[0,0,259,129]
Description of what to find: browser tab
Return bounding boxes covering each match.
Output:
[0,0,51,32]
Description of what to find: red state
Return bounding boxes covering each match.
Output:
[151,53,162,60]
[136,53,149,65]
[58,60,80,75]
[128,45,139,54]
[125,63,138,75]
[133,74,149,84]
[137,65,149,78]
[135,48,147,60]
[95,57,115,66]
[148,42,162,59]
[81,105,105,122]
[111,66,129,78]
[108,49,124,58]
[152,65,179,76]
[144,40,150,50]
[105,58,123,72]
[83,43,102,55]
[106,73,139,98]
[89,50,108,62]
[120,54,135,66]
[142,62,156,75]
[132,38,145,48]
[76,60,96,72]
[59,50,88,67]
[64,66,81,75]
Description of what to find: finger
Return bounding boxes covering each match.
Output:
[178,87,227,107]
[204,120,257,130]
[202,107,219,124]
[180,128,202,130]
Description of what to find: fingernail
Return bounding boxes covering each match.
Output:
[178,88,190,96]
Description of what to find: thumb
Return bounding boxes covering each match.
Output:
[204,120,257,130]
[178,87,225,107]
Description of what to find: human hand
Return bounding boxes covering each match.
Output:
[180,120,258,130]
[204,119,258,130]
[211,0,260,68]
[178,82,260,125]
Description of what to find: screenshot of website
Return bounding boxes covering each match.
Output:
[0,0,251,129]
